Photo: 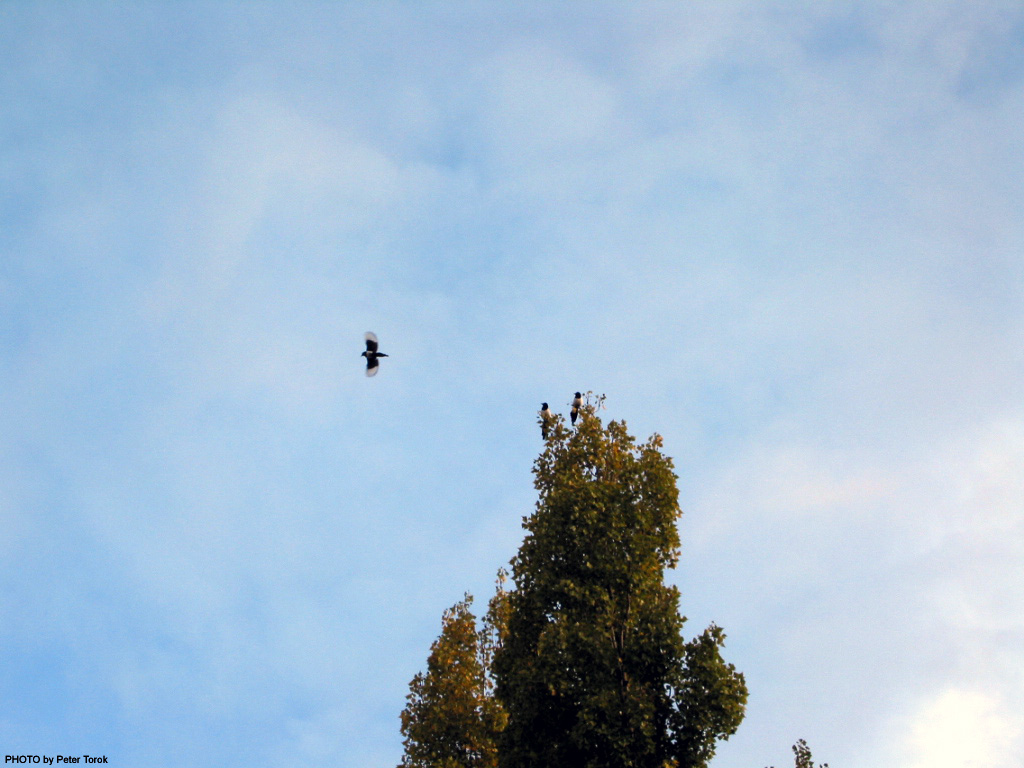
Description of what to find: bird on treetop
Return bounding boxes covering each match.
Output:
[540,403,553,439]
[570,392,583,425]
[362,332,388,376]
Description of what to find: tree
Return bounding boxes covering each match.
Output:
[767,740,829,768]
[398,595,506,768]
[491,401,747,768]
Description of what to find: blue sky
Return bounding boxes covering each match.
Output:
[2,3,1022,767]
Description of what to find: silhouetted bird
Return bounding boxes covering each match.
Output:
[570,392,582,425]
[540,403,553,439]
[362,332,388,376]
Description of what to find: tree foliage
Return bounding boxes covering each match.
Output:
[492,401,747,768]
[767,740,829,768]
[398,596,506,768]
[399,399,747,768]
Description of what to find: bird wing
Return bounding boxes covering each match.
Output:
[365,357,380,376]
[365,332,379,353]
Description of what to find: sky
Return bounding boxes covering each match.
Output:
[1,2,1022,766]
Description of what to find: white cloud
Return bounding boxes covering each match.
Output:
[898,688,1023,768]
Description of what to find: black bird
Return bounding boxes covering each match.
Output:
[570,392,582,425]
[362,332,388,376]
[540,402,553,439]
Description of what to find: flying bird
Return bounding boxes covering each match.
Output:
[570,392,583,425]
[362,332,388,376]
[540,402,553,439]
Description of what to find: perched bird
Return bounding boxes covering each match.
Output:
[362,332,388,376]
[570,392,583,425]
[540,402,553,439]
